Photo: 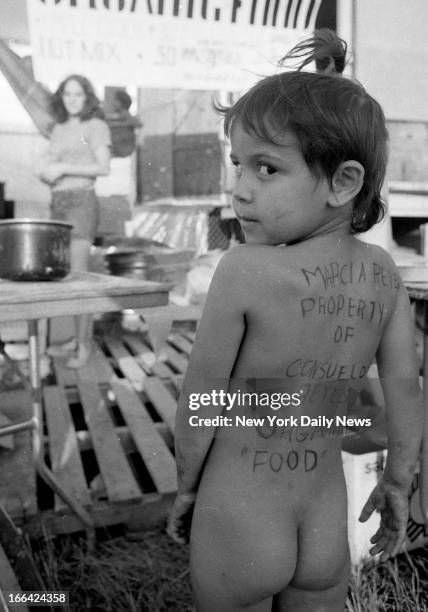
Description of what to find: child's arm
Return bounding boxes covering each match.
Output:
[359,283,423,561]
[168,248,247,543]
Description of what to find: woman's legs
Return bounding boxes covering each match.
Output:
[49,189,99,367]
[66,237,93,368]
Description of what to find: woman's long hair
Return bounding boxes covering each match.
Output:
[49,74,105,123]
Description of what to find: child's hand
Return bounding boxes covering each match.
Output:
[167,493,196,545]
[359,479,409,562]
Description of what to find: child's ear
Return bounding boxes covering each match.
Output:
[327,161,365,208]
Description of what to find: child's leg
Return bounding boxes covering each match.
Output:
[273,478,349,612]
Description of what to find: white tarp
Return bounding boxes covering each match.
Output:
[27,0,321,90]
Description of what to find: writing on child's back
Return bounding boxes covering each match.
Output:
[299,260,399,346]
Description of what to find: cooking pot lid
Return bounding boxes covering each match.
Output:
[0,218,73,228]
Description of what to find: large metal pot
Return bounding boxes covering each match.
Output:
[0,219,72,281]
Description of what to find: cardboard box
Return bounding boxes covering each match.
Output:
[343,451,428,565]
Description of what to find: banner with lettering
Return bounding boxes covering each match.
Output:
[27,0,322,90]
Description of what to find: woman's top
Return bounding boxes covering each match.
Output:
[48,117,111,192]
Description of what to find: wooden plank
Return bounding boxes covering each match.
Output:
[76,377,142,503]
[23,493,174,538]
[72,423,171,454]
[87,341,116,384]
[53,341,114,388]
[53,362,78,388]
[122,333,175,379]
[0,546,29,612]
[112,379,177,494]
[143,378,177,433]
[0,273,170,309]
[103,336,147,390]
[163,345,188,374]
[168,332,193,356]
[181,329,196,343]
[43,386,91,510]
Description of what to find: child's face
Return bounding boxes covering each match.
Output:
[62,79,86,117]
[230,123,335,245]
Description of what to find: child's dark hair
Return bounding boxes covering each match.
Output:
[218,29,388,234]
[114,90,133,111]
[50,74,105,123]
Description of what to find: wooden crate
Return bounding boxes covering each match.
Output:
[0,323,198,537]
[344,451,428,565]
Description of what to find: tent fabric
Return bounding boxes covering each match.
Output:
[0,39,54,138]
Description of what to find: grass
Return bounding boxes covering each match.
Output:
[347,551,428,611]
[31,526,194,612]
[28,525,428,612]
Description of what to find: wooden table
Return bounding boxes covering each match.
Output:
[0,272,170,528]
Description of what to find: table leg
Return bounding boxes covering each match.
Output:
[27,320,93,528]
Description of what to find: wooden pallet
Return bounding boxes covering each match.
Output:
[0,323,197,537]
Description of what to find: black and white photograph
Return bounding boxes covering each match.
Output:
[0,1,427,610]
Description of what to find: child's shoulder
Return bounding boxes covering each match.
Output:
[356,240,402,280]
[219,243,292,263]
[216,244,293,277]
[212,245,299,303]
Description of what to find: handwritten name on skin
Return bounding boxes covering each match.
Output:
[300,261,400,291]
[299,261,399,342]
[285,359,367,381]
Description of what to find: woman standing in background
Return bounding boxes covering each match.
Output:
[39,74,111,368]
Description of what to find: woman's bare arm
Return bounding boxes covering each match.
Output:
[40,144,110,184]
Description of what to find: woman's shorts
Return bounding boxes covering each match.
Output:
[51,189,99,241]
